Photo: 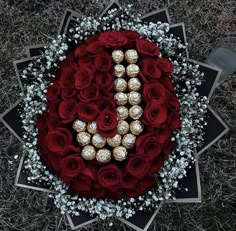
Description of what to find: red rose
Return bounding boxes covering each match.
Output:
[152,124,172,144]
[85,34,99,44]
[94,52,112,72]
[74,65,95,90]
[70,174,92,193]
[120,29,140,48]
[122,173,138,189]
[126,154,150,179]
[136,39,160,57]
[143,82,166,104]
[87,41,104,56]
[97,96,116,111]
[159,75,174,91]
[46,128,72,154]
[83,165,97,181]
[136,133,162,160]
[166,91,180,110]
[46,81,60,101]
[37,112,48,131]
[61,87,77,99]
[163,141,175,159]
[74,44,87,57]
[62,145,81,156]
[99,31,127,48]
[60,155,85,182]
[78,56,93,66]
[96,109,118,138]
[96,72,114,91]
[142,102,167,127]
[138,176,156,192]
[60,52,77,70]
[48,99,60,116]
[139,58,161,82]
[149,156,165,174]
[47,115,62,131]
[97,164,122,191]
[77,84,100,102]
[59,99,78,123]
[85,184,106,198]
[156,58,173,73]
[77,101,99,122]
[46,151,62,172]
[59,67,75,88]
[168,111,181,130]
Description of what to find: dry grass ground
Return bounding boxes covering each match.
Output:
[0,0,236,230]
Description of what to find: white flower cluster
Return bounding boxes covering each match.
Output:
[19,5,207,220]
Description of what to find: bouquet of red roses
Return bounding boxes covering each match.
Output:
[1,1,229,230]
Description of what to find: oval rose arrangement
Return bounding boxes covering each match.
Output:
[20,5,209,221]
[37,29,181,199]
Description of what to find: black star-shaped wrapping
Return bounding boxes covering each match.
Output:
[0,1,229,230]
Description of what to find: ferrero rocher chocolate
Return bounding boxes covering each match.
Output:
[96,148,111,163]
[92,133,106,148]
[114,64,125,78]
[117,120,129,135]
[107,134,121,147]
[112,50,124,64]
[117,106,129,120]
[114,78,127,92]
[76,132,91,146]
[114,92,128,105]
[122,133,136,149]
[130,120,143,135]
[113,146,128,161]
[126,64,140,78]
[81,145,96,160]
[129,105,143,120]
[72,119,86,132]
[87,121,97,134]
[125,49,138,64]
[128,78,141,91]
[128,91,142,105]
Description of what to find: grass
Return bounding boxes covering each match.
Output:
[0,0,236,230]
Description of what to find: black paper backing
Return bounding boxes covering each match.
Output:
[197,107,226,153]
[2,102,23,139]
[141,10,169,23]
[175,162,198,198]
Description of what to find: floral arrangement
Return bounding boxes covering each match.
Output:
[1,1,229,230]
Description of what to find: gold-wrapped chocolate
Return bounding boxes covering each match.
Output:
[96,148,111,163]
[128,78,141,91]
[130,120,143,135]
[114,78,127,92]
[114,92,128,105]
[72,119,86,133]
[128,91,142,105]
[125,49,138,64]
[126,64,140,78]
[107,134,121,147]
[81,145,96,160]
[87,121,97,134]
[117,120,129,135]
[113,146,128,161]
[129,105,143,120]
[76,132,91,146]
[117,106,129,120]
[92,133,106,148]
[122,133,136,149]
[114,64,125,78]
[112,50,124,64]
